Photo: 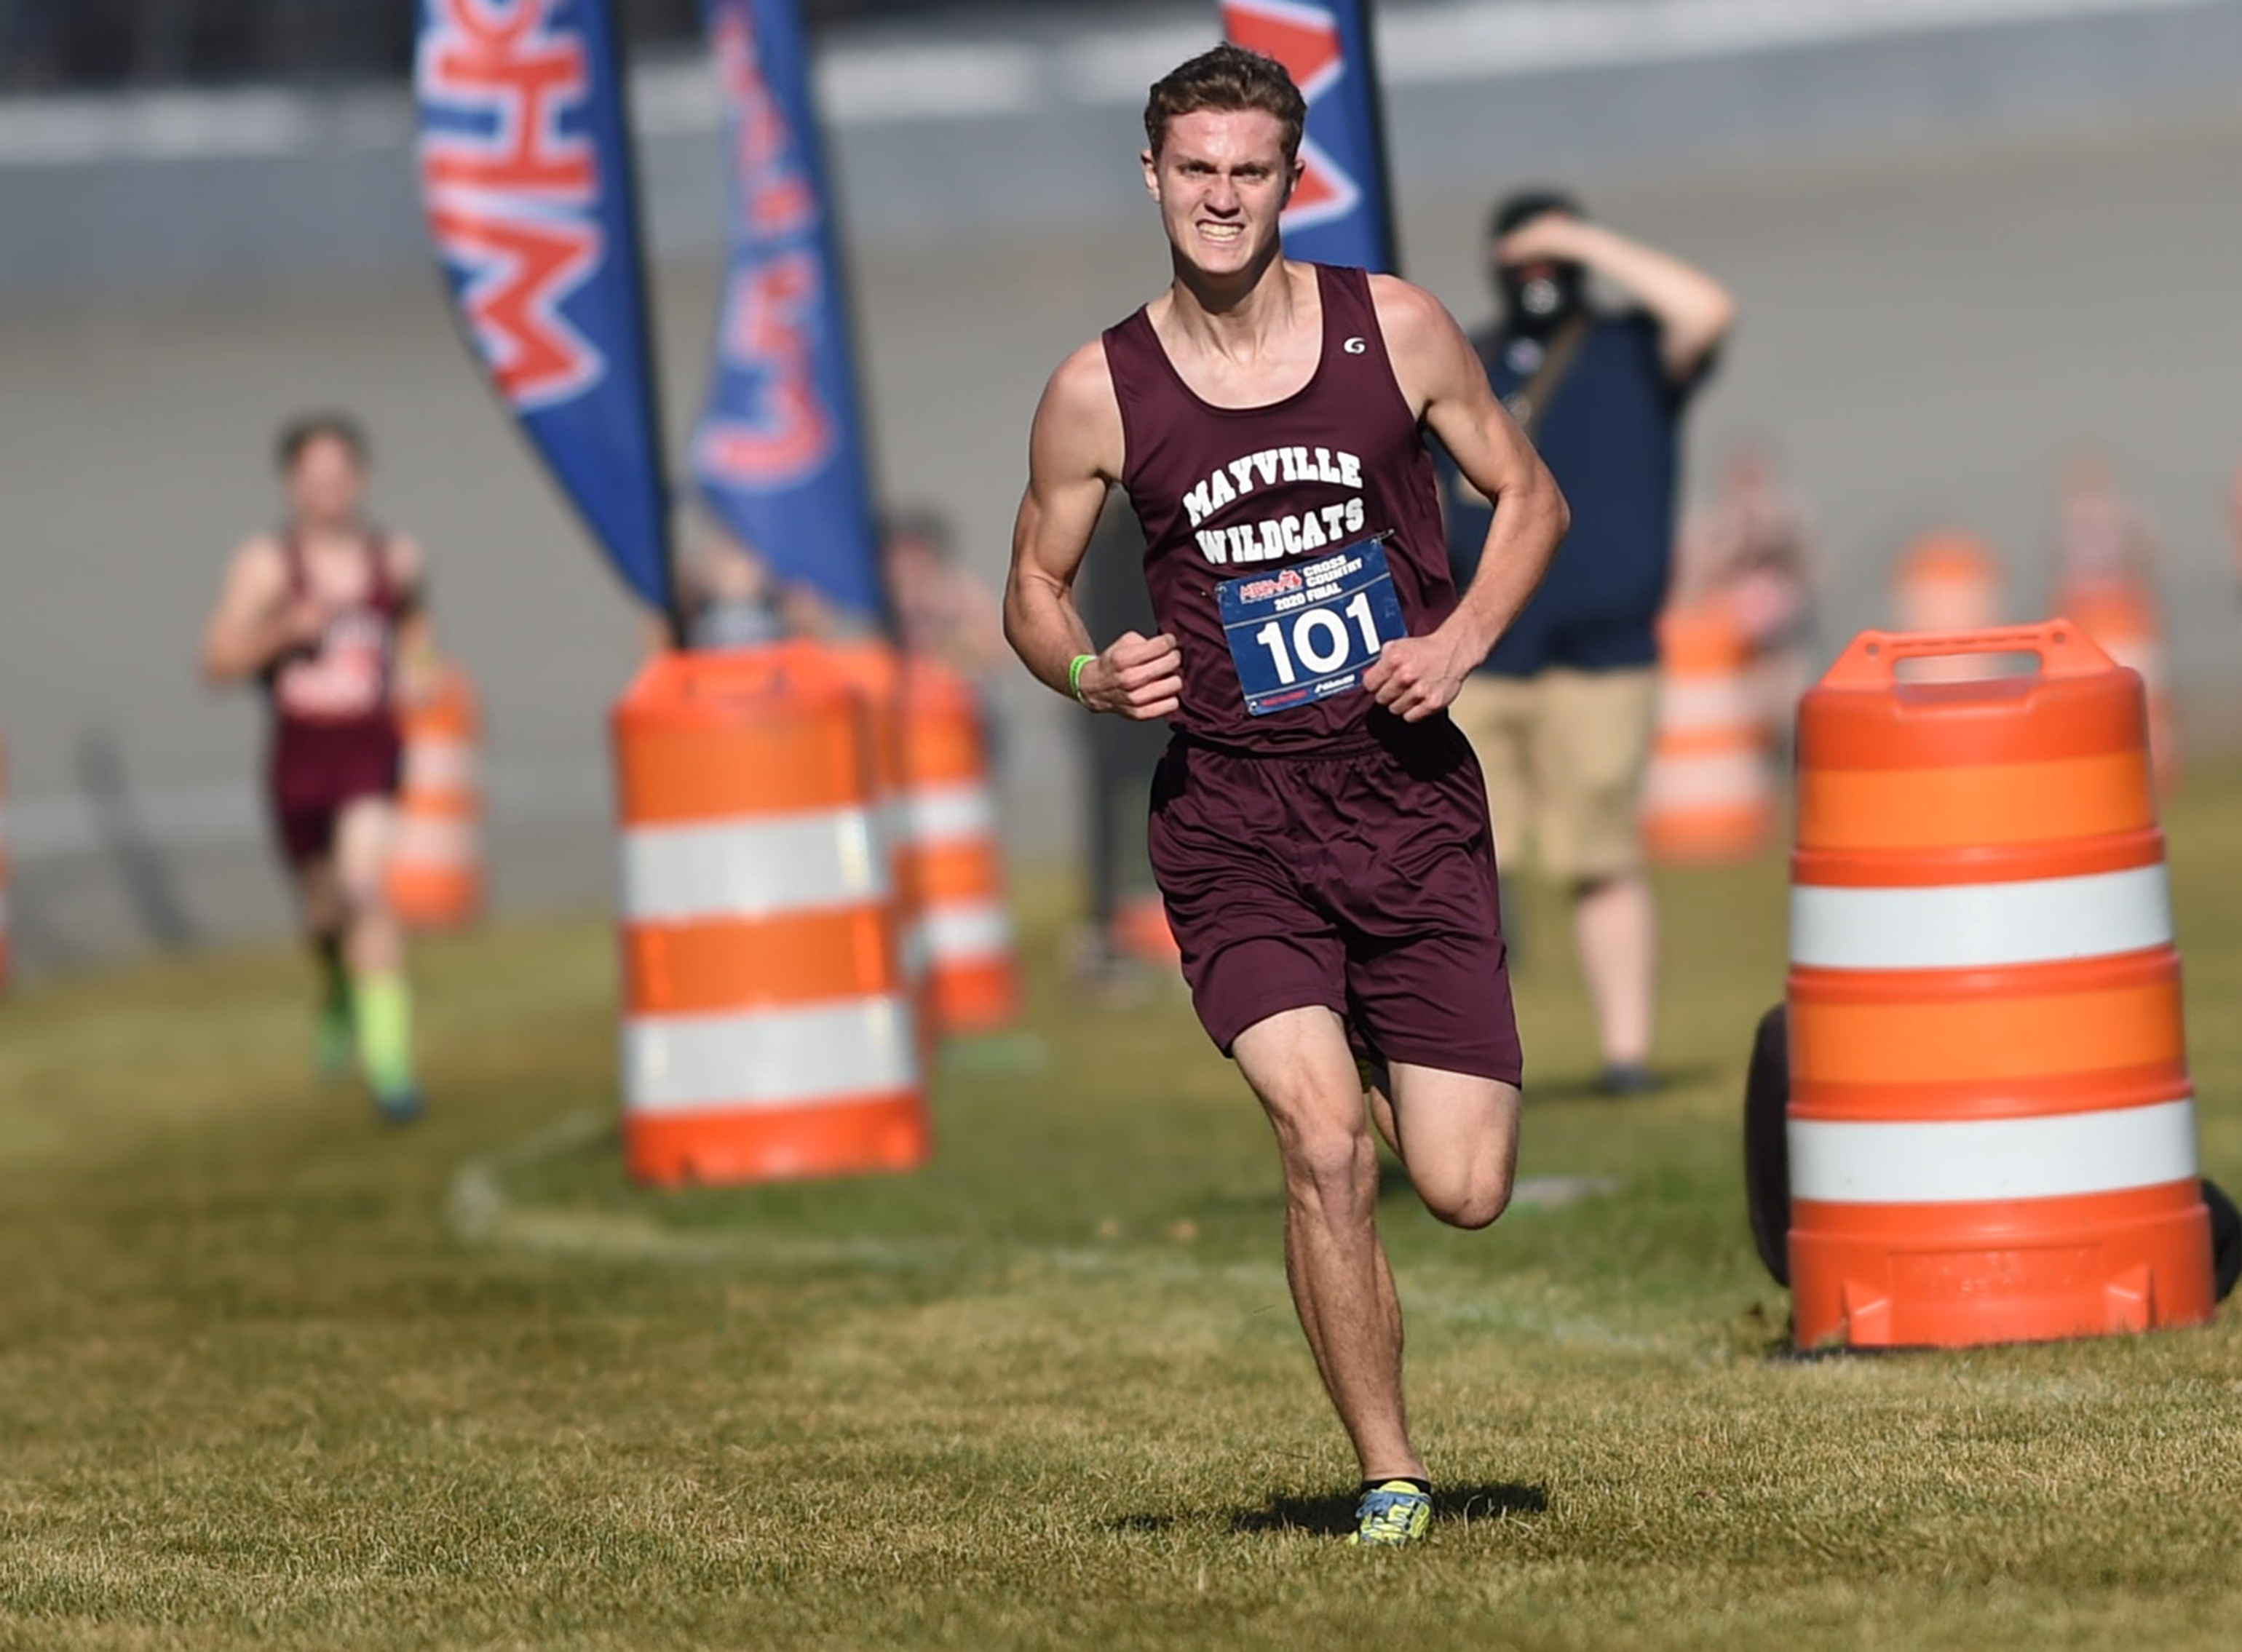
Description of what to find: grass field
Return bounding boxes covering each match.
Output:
[2,774,2240,1651]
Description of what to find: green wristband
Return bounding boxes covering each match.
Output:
[1068,653,1096,703]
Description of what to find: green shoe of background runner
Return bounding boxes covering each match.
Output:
[1347,1480,1433,1546]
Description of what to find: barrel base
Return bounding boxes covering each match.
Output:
[1644,809,1778,867]
[1791,1196,2215,1349]
[928,959,1021,1038]
[1111,893,1181,964]
[390,873,483,934]
[626,1096,931,1188]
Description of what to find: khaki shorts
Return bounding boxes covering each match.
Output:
[1449,667,1659,883]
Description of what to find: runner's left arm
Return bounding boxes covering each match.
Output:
[1363,278,1569,723]
[387,533,444,707]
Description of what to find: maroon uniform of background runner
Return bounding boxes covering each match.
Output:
[1104,264,1521,1081]
[262,533,405,867]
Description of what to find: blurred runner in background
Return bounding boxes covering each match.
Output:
[2053,447,2158,591]
[199,414,433,1124]
[1676,435,1820,758]
[883,507,1005,681]
[2050,448,2179,782]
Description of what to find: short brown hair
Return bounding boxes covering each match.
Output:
[276,411,368,472]
[1143,44,1305,163]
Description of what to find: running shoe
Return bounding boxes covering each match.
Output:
[1598,1060,1660,1097]
[374,1087,425,1127]
[1347,1480,1433,1546]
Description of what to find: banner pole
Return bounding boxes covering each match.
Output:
[1352,0,1401,275]
[603,0,691,650]
[788,0,893,640]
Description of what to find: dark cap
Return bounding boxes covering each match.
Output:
[1490,188,1584,241]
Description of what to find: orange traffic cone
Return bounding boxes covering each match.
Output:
[611,648,928,1186]
[1785,622,2213,1348]
[896,661,1020,1037]
[1892,531,2003,679]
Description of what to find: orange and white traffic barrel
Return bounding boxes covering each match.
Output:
[897,661,1020,1037]
[802,638,924,988]
[611,648,928,1186]
[1892,531,2003,678]
[2058,572,2179,791]
[1640,598,1778,865]
[387,667,483,931]
[1785,622,2213,1349]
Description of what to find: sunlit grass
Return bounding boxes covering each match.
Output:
[0,769,2238,1649]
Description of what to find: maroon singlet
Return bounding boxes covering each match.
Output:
[262,531,405,866]
[1107,265,1521,1083]
[1103,263,1456,752]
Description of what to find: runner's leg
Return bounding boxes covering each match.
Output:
[1234,1005,1424,1486]
[293,857,354,1073]
[1382,1063,1520,1230]
[333,795,419,1107]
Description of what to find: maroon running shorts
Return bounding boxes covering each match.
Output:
[267,720,402,870]
[1147,716,1522,1084]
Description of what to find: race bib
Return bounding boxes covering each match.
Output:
[275,609,389,720]
[1218,536,1408,716]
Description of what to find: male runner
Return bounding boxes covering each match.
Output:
[1002,46,1567,1545]
[200,414,432,1124]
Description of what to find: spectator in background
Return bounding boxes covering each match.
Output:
[1677,436,1820,755]
[2053,446,2158,590]
[1444,188,1734,1095]
[647,515,837,652]
[882,507,1004,681]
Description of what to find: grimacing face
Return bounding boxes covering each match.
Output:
[1143,108,1300,278]
[285,434,366,526]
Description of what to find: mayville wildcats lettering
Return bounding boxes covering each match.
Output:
[1182,445,1368,565]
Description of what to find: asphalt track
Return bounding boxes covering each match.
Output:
[4,100,2241,966]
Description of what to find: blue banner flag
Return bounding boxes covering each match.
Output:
[1221,0,1397,273]
[415,0,673,613]
[691,0,882,622]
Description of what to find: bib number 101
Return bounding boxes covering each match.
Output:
[1215,536,1409,717]
[1252,591,1385,686]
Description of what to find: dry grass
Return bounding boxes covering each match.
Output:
[1,771,2239,1650]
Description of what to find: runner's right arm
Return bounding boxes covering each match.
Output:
[199,536,324,686]
[1002,342,1183,719]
